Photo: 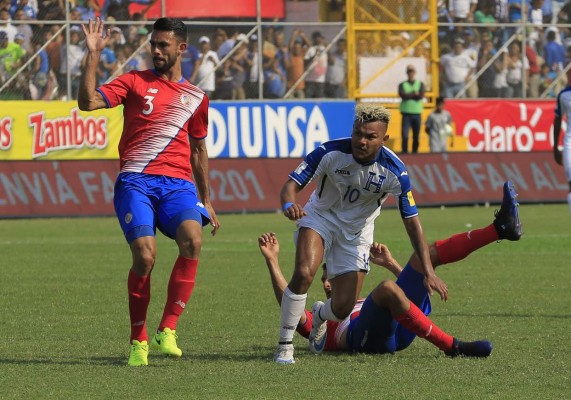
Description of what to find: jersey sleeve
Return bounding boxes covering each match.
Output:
[396,171,419,219]
[96,71,135,108]
[288,144,328,187]
[187,95,209,140]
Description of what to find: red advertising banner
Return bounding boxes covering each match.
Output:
[99,0,285,19]
[399,152,567,205]
[446,100,559,152]
[0,153,566,218]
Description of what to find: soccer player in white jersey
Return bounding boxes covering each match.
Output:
[273,104,448,364]
[78,17,220,366]
[260,181,522,358]
[553,76,571,214]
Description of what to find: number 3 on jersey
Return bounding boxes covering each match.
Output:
[142,95,154,115]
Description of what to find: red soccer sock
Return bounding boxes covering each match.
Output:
[296,309,312,338]
[394,302,454,352]
[128,270,151,343]
[435,224,499,265]
[159,257,198,332]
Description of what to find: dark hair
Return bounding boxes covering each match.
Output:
[436,96,445,105]
[153,17,187,43]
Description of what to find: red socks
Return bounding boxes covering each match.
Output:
[128,257,198,341]
[435,224,498,265]
[128,270,151,342]
[394,302,453,352]
[159,257,198,332]
[296,309,312,338]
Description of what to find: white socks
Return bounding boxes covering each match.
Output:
[317,298,343,323]
[279,287,307,343]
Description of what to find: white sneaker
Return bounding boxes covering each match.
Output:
[274,343,295,364]
[308,301,327,354]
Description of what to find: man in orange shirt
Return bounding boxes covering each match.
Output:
[286,29,309,98]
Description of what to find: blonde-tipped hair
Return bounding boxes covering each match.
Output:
[354,103,391,125]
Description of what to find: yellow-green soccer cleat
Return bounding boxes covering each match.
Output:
[128,340,149,367]
[151,327,183,357]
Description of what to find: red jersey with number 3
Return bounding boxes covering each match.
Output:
[97,69,208,181]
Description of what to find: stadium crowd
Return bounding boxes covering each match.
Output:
[2,0,571,100]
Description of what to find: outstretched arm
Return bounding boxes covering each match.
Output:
[78,18,110,111]
[403,216,448,301]
[258,232,309,326]
[258,232,287,305]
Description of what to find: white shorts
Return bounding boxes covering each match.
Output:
[295,212,373,279]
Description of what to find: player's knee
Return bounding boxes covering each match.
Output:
[178,235,202,255]
[379,279,398,292]
[132,250,155,274]
[290,266,315,292]
[332,301,354,319]
[373,280,399,304]
[130,239,156,273]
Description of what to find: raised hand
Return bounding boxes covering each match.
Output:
[258,232,279,260]
[81,17,110,53]
[369,242,393,267]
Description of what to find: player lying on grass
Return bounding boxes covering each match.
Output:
[258,181,522,361]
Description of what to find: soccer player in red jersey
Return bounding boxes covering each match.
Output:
[78,17,220,366]
[259,182,522,361]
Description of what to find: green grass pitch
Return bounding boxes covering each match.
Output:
[0,204,569,399]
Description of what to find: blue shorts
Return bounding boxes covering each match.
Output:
[114,172,211,243]
[347,264,432,354]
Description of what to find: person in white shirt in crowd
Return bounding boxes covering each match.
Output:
[0,8,18,42]
[506,40,529,98]
[11,7,32,52]
[461,29,479,98]
[304,31,328,98]
[59,25,85,99]
[493,48,509,98]
[449,0,478,22]
[196,35,220,99]
[325,38,347,98]
[385,31,414,58]
[440,37,476,98]
[246,34,261,99]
